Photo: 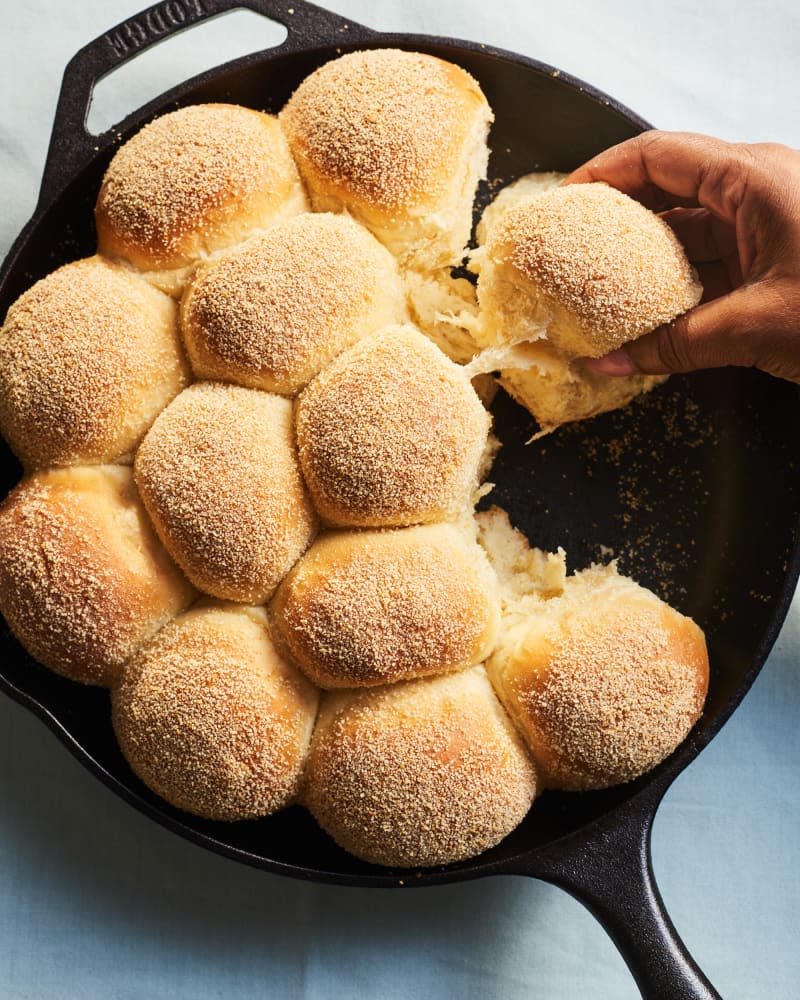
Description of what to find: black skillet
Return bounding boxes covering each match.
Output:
[1,2,799,997]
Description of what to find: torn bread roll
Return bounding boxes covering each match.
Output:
[0,256,189,470]
[270,522,501,688]
[181,213,406,395]
[280,49,492,269]
[0,466,194,686]
[112,603,319,821]
[402,265,480,365]
[470,181,702,434]
[95,104,308,296]
[403,175,566,367]
[294,325,491,528]
[478,508,709,791]
[302,667,537,867]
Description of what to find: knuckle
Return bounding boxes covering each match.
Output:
[654,318,696,372]
[634,129,671,163]
[750,140,797,163]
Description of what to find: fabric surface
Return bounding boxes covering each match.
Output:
[1,2,799,997]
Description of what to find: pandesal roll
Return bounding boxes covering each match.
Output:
[135,382,317,604]
[271,522,501,688]
[477,182,702,358]
[294,325,491,528]
[302,667,538,867]
[470,182,702,432]
[479,510,709,791]
[112,603,319,821]
[0,256,189,470]
[181,213,406,395]
[280,49,492,269]
[0,465,194,686]
[95,104,308,296]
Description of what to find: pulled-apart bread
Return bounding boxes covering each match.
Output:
[0,48,710,870]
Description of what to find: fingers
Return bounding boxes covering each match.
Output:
[659,208,737,262]
[659,209,742,298]
[583,284,782,378]
[694,261,737,303]
[565,131,755,223]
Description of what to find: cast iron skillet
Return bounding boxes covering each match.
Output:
[2,2,799,997]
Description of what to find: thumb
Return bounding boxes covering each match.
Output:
[584,287,770,377]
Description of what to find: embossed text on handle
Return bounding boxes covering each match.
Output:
[105,0,209,59]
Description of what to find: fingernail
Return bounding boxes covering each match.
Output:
[582,349,638,377]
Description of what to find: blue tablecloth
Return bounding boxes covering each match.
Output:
[1,2,799,997]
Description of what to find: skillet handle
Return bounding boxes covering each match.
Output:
[38,0,375,206]
[514,785,721,999]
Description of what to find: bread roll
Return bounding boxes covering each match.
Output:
[478,182,702,357]
[95,104,308,296]
[280,49,492,269]
[471,181,702,433]
[135,382,317,603]
[302,668,537,867]
[295,325,491,527]
[480,511,709,790]
[181,213,406,395]
[0,256,189,470]
[271,523,501,688]
[0,466,194,686]
[112,603,319,821]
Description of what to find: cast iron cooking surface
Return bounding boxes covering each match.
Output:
[1,25,799,888]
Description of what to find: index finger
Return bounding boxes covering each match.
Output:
[564,131,741,218]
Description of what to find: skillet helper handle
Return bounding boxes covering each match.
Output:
[38,0,374,207]
[518,794,721,1000]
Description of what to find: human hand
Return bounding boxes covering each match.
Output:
[565,131,800,383]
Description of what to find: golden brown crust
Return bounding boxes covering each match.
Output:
[301,668,537,867]
[95,104,308,291]
[280,49,492,265]
[487,568,709,790]
[0,466,194,686]
[0,256,189,470]
[134,382,317,603]
[281,50,487,213]
[294,325,491,527]
[112,603,319,821]
[270,523,501,688]
[180,214,406,395]
[484,182,702,357]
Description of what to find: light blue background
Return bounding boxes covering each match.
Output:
[1,2,799,997]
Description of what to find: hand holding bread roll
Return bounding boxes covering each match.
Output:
[570,132,800,383]
[471,181,702,433]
